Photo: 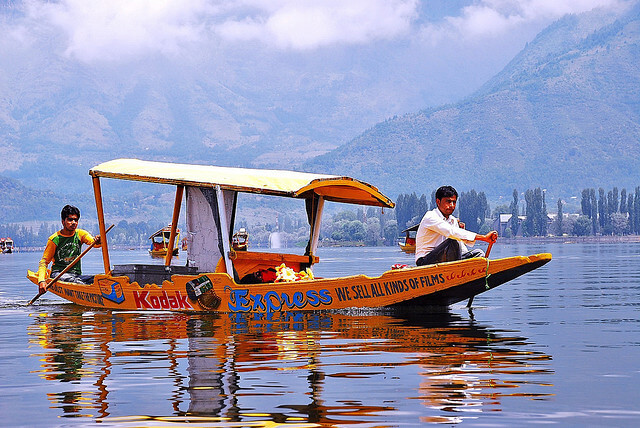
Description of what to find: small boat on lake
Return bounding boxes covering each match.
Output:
[232,228,249,251]
[399,224,418,253]
[27,158,551,312]
[1,237,14,253]
[149,226,180,257]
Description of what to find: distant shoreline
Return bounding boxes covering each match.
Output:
[6,235,639,253]
[497,235,640,244]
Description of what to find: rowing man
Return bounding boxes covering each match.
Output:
[415,186,497,266]
[36,205,101,293]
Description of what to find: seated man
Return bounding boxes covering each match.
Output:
[37,205,101,293]
[415,186,497,266]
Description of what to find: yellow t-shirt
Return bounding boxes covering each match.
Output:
[37,229,96,283]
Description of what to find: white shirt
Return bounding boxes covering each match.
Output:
[415,208,477,262]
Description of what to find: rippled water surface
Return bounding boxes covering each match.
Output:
[1,242,639,426]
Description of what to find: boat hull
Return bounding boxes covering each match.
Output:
[398,243,415,253]
[149,248,179,257]
[27,253,551,312]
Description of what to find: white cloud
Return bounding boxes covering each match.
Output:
[15,0,419,62]
[27,0,215,62]
[422,0,626,41]
[6,0,629,63]
[216,0,420,50]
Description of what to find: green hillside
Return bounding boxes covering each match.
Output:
[0,175,66,222]
[307,5,640,199]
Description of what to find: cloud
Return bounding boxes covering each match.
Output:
[215,0,420,50]
[421,0,626,41]
[26,0,215,62]
[7,0,629,63]
[14,0,419,62]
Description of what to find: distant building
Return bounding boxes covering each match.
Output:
[492,214,525,236]
[493,213,570,237]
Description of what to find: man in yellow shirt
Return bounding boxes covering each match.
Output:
[37,205,101,293]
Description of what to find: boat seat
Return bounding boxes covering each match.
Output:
[216,251,319,281]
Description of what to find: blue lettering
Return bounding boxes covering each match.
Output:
[306,290,320,307]
[265,291,282,312]
[226,286,251,312]
[318,289,332,305]
[280,291,294,307]
[291,291,305,308]
[251,293,267,311]
[335,286,351,301]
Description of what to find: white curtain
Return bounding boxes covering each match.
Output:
[185,187,235,272]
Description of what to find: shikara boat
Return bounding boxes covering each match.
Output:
[149,226,180,257]
[1,237,14,253]
[398,224,418,253]
[27,158,551,312]
[232,228,249,251]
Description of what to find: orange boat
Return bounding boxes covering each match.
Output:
[27,158,551,312]
[149,226,180,257]
[398,224,418,253]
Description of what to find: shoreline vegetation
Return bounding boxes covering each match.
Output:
[3,185,638,251]
[8,234,639,253]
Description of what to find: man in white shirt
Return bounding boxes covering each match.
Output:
[415,186,498,266]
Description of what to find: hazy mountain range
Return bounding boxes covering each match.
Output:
[1,1,639,222]
[308,3,640,199]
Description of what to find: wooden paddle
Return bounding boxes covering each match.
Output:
[485,241,494,258]
[28,224,114,306]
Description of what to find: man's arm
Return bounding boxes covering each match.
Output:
[78,229,101,247]
[426,214,476,243]
[37,240,56,291]
[475,231,498,244]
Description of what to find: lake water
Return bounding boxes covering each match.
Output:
[1,242,639,426]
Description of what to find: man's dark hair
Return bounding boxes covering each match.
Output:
[61,205,80,221]
[435,186,458,200]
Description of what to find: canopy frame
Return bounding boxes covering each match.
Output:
[89,158,395,275]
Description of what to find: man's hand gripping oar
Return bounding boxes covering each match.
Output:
[28,224,114,306]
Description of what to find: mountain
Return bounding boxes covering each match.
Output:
[0,175,67,222]
[306,5,640,200]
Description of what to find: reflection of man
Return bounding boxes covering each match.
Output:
[415,186,497,266]
[37,205,101,293]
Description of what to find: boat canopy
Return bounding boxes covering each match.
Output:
[89,158,394,208]
[401,224,420,234]
[89,158,395,275]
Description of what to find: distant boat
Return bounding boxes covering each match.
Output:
[1,237,14,253]
[398,224,418,253]
[149,226,179,257]
[232,228,249,251]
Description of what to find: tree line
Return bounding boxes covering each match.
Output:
[576,186,640,235]
[396,185,640,238]
[4,185,639,250]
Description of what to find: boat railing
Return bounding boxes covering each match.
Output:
[111,264,198,285]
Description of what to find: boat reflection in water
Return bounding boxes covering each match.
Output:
[28,308,553,425]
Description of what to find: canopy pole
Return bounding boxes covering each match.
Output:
[309,196,324,258]
[164,185,184,267]
[216,185,234,276]
[92,176,111,274]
